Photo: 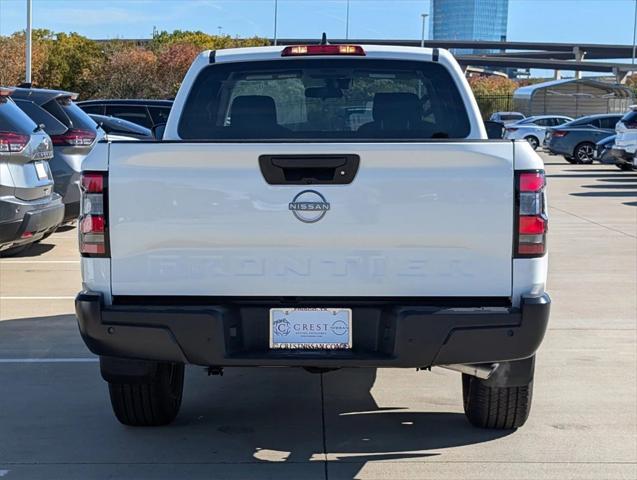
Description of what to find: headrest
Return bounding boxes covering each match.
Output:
[230,95,278,126]
[372,92,421,123]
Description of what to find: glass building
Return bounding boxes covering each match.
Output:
[431,0,509,54]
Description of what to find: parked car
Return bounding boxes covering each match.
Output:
[545,113,623,164]
[614,106,637,155]
[77,99,172,129]
[89,114,154,141]
[12,88,100,223]
[489,111,525,125]
[594,135,617,165]
[0,87,64,256]
[504,115,573,149]
[77,44,550,430]
[611,106,637,170]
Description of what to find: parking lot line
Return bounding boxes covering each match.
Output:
[0,296,76,300]
[0,358,97,363]
[0,260,79,264]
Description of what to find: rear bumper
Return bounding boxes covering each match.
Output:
[76,293,551,368]
[0,195,64,248]
[610,148,634,164]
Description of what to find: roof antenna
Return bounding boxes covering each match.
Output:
[320,32,329,45]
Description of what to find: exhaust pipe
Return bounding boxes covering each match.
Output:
[439,363,499,380]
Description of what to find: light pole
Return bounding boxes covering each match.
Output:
[420,13,429,48]
[25,0,32,84]
[273,0,278,46]
[345,0,350,40]
[632,0,637,66]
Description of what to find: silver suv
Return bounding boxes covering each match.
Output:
[0,88,64,256]
[11,88,99,223]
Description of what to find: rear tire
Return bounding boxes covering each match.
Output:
[618,163,635,171]
[564,156,577,164]
[573,142,595,164]
[462,374,533,429]
[108,362,184,426]
[524,135,539,150]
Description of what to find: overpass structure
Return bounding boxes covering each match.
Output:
[274,38,636,82]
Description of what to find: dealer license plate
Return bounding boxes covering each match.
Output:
[34,161,48,180]
[269,308,352,350]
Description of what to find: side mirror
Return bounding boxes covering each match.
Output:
[152,123,166,140]
[484,120,505,139]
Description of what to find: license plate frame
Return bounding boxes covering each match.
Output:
[34,161,48,180]
[269,308,352,350]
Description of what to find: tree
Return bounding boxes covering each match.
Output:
[93,47,160,99]
[0,30,53,86]
[150,30,268,51]
[468,76,519,119]
[41,32,105,96]
[156,42,200,98]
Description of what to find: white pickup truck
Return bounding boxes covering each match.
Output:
[76,43,550,430]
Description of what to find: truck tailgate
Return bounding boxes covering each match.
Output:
[108,141,514,297]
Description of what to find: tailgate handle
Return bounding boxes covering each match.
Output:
[259,154,360,185]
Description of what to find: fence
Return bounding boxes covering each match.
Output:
[474,94,514,120]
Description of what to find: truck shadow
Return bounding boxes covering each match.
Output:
[0,315,512,479]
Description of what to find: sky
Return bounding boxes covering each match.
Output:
[0,0,634,46]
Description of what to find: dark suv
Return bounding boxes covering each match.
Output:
[77,99,172,129]
[0,88,64,256]
[12,88,100,222]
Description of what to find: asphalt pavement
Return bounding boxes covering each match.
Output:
[0,155,635,480]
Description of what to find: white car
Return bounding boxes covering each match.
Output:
[76,44,550,430]
[613,106,637,160]
[504,115,573,150]
[489,111,525,125]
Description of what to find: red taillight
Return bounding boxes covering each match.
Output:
[516,170,547,258]
[281,44,366,56]
[79,171,108,257]
[519,172,545,192]
[0,131,29,153]
[51,128,96,147]
[80,215,105,234]
[519,216,546,235]
[81,172,104,193]
[551,131,568,138]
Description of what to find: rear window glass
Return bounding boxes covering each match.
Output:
[178,59,471,141]
[501,114,524,121]
[43,98,97,131]
[599,116,620,129]
[14,99,68,136]
[105,105,152,128]
[79,105,104,115]
[0,98,37,134]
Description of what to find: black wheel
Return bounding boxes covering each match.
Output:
[618,163,635,171]
[108,362,184,426]
[0,244,31,257]
[564,155,577,164]
[462,374,533,429]
[524,135,539,150]
[573,142,595,164]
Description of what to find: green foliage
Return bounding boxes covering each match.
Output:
[42,32,105,96]
[150,30,269,51]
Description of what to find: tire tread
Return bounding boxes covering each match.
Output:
[462,374,532,429]
[107,363,184,427]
